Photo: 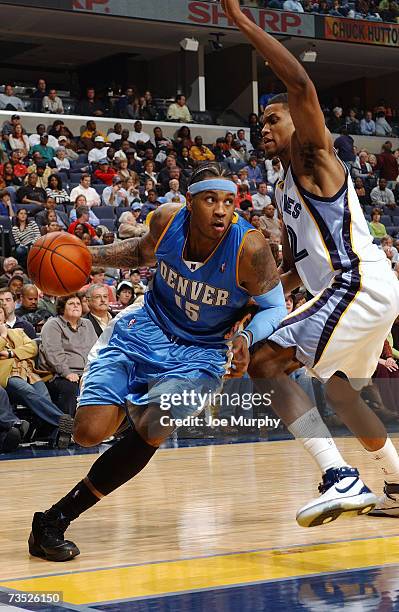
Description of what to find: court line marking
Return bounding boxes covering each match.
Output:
[83,561,399,605]
[3,530,399,583]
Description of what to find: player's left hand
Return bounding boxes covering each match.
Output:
[221,0,243,21]
[226,335,250,379]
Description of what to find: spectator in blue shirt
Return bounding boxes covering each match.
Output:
[0,190,15,217]
[360,111,376,136]
[245,157,264,192]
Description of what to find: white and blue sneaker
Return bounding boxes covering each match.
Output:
[368,483,399,517]
[296,467,378,528]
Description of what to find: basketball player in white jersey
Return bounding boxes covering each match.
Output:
[222,0,399,526]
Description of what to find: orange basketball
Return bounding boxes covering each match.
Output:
[27,232,92,297]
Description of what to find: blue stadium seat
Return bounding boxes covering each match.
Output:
[363,205,373,215]
[98,219,116,231]
[16,204,40,214]
[386,226,399,237]
[391,208,399,217]
[70,172,83,183]
[115,206,130,220]
[380,215,391,226]
[364,214,371,221]
[95,207,115,220]
[68,183,80,192]
[94,185,106,196]
[0,216,12,231]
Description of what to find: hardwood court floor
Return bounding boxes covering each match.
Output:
[1,439,399,609]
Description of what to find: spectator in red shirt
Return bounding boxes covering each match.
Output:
[234,184,253,210]
[68,206,96,238]
[377,144,398,187]
[93,159,117,186]
[10,151,28,178]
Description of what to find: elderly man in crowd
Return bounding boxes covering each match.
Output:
[84,283,114,337]
[39,294,98,417]
[0,257,19,288]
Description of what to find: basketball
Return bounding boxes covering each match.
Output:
[27,232,92,297]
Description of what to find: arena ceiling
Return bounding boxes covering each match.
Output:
[0,3,397,89]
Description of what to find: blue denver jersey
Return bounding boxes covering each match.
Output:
[145,207,255,346]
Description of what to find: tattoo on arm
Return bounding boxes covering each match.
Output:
[251,246,280,295]
[89,238,142,268]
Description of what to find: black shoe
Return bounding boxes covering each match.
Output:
[1,427,21,453]
[56,415,74,450]
[28,511,80,562]
[13,420,30,441]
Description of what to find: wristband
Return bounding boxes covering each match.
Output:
[237,330,252,348]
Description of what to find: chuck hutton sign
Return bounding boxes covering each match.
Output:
[325,16,399,46]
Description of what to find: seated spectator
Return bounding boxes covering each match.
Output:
[237,168,250,188]
[235,184,253,210]
[123,177,141,207]
[117,158,136,182]
[70,174,101,207]
[141,159,158,185]
[151,126,172,150]
[17,173,46,205]
[11,209,41,267]
[165,179,186,204]
[129,121,150,147]
[130,268,147,291]
[327,107,344,133]
[368,207,387,239]
[352,151,373,181]
[139,189,160,222]
[73,223,92,245]
[160,165,187,196]
[2,162,22,188]
[0,385,28,452]
[28,159,52,191]
[7,275,24,304]
[31,78,47,100]
[354,177,370,207]
[88,135,109,164]
[51,147,71,173]
[245,156,263,191]
[360,111,376,136]
[16,284,53,332]
[345,109,360,135]
[9,150,29,180]
[174,125,194,150]
[229,140,248,165]
[381,235,399,267]
[167,94,193,123]
[102,175,129,207]
[84,283,114,336]
[283,0,304,10]
[0,304,72,448]
[190,136,215,163]
[39,294,97,417]
[81,268,115,303]
[9,124,29,157]
[76,87,105,117]
[70,194,100,227]
[1,114,23,144]
[35,195,69,230]
[0,257,18,288]
[213,137,231,163]
[42,88,64,114]
[28,123,58,149]
[68,205,97,238]
[334,129,356,165]
[107,123,123,144]
[0,84,24,111]
[46,174,70,206]
[109,281,135,314]
[259,203,282,244]
[0,189,15,217]
[371,178,396,209]
[118,209,146,239]
[31,134,55,165]
[0,288,36,339]
[135,91,157,121]
[377,144,398,187]
[248,113,262,149]
[93,158,117,186]
[252,182,272,212]
[236,128,254,155]
[375,111,392,137]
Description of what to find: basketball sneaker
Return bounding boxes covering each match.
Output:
[296,467,378,528]
[28,511,80,562]
[368,483,399,517]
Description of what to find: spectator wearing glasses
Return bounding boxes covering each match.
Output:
[84,283,114,337]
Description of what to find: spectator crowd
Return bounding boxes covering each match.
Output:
[0,103,398,453]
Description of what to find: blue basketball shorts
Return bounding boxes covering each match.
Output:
[79,304,230,419]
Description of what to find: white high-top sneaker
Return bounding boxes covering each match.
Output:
[296,467,378,528]
[368,483,399,517]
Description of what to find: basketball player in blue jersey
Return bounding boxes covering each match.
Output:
[28,163,287,561]
[223,0,399,527]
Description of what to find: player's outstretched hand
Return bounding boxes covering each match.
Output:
[385,357,398,372]
[226,335,250,379]
[221,0,243,22]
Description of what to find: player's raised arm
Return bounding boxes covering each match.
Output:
[221,0,328,151]
[88,204,181,269]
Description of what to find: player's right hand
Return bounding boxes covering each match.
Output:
[385,357,398,372]
[226,335,250,379]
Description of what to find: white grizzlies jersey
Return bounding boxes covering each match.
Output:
[275,165,386,295]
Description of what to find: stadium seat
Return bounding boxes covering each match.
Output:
[70,172,83,183]
[363,205,373,215]
[98,219,116,231]
[115,206,130,220]
[94,185,107,196]
[95,207,115,220]
[380,215,391,226]
[16,204,39,214]
[390,208,399,217]
[386,226,399,237]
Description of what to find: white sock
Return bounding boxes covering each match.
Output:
[367,438,399,484]
[288,407,348,474]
